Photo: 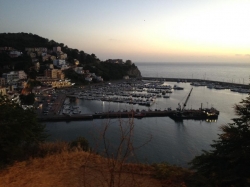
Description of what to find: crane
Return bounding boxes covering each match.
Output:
[182,87,193,111]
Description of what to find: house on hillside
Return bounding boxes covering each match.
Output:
[9,50,22,58]
[53,46,61,52]
[0,87,7,95]
[105,59,124,64]
[53,59,66,66]
[0,77,6,86]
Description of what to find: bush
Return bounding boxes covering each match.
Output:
[0,95,47,166]
[69,136,89,151]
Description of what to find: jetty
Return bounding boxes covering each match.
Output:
[141,77,249,88]
[37,107,219,122]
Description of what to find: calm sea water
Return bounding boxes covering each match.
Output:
[136,62,250,85]
[45,62,249,167]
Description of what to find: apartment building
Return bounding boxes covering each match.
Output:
[44,69,65,79]
[0,77,5,86]
[0,87,7,95]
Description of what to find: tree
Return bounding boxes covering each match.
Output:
[69,136,89,151]
[19,93,35,105]
[0,95,47,166]
[190,91,250,187]
[125,60,132,65]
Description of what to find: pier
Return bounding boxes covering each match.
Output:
[141,77,249,88]
[38,108,219,122]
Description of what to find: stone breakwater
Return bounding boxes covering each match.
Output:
[141,77,249,88]
[37,108,219,122]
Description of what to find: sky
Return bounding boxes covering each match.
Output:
[0,0,250,63]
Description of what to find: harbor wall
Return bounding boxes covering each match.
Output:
[141,77,249,88]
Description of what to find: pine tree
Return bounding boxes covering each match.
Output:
[190,91,250,187]
[0,95,47,166]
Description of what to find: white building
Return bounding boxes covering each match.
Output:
[53,46,61,52]
[0,87,7,95]
[85,77,92,82]
[18,71,27,79]
[123,75,129,80]
[95,76,103,82]
[2,71,27,83]
[60,64,69,70]
[53,59,66,66]
[2,71,19,83]
[58,53,67,60]
[74,67,84,74]
[9,50,22,58]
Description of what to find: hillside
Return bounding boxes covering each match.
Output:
[0,33,52,50]
[0,33,142,80]
[0,142,192,187]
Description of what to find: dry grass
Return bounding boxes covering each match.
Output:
[0,142,189,187]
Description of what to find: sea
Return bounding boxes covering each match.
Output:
[45,62,250,167]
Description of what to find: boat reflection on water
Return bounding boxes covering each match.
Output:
[206,119,217,123]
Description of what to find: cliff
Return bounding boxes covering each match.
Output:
[126,64,142,78]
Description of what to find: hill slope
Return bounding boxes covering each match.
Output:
[0,150,161,187]
[0,32,142,80]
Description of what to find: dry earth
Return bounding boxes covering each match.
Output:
[0,150,164,187]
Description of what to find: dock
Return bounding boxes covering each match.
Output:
[37,108,219,122]
[141,77,249,88]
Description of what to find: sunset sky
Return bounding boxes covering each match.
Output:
[0,0,250,63]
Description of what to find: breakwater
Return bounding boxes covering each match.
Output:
[38,108,219,122]
[141,77,249,88]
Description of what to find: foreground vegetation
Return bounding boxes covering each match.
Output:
[0,142,193,187]
[190,92,250,187]
[0,95,47,166]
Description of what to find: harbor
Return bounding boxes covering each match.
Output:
[35,78,237,122]
[44,77,248,167]
[40,62,249,168]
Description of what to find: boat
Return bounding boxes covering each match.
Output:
[170,108,219,121]
[64,100,70,105]
[163,95,170,98]
[72,109,81,114]
[173,85,184,90]
[134,112,146,119]
[62,109,71,116]
[170,88,219,121]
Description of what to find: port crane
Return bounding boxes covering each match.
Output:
[177,88,193,112]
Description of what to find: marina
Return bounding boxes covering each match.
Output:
[35,77,249,123]
[44,75,249,167]
[38,83,221,122]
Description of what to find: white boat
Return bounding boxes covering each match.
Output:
[73,109,81,114]
[62,109,71,115]
[64,100,70,105]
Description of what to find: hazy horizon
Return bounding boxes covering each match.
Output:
[0,0,250,63]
